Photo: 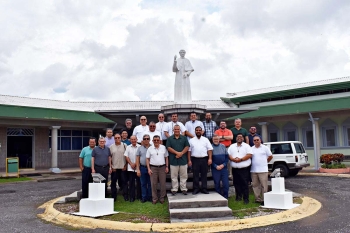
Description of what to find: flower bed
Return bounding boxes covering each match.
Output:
[319,153,349,173]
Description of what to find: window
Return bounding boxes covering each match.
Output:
[321,119,338,147]
[270,143,293,154]
[301,121,314,148]
[294,143,305,153]
[269,132,278,142]
[342,118,350,146]
[268,123,279,142]
[49,130,92,150]
[283,122,298,141]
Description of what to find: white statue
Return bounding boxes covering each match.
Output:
[173,49,194,103]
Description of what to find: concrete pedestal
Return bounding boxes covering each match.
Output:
[73,183,117,217]
[263,178,299,210]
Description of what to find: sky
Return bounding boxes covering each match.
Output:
[0,0,350,102]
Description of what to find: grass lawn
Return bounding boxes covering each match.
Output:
[0,177,32,183]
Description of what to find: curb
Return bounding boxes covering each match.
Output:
[37,196,321,232]
[298,172,350,178]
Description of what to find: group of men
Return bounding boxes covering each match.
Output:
[79,113,272,205]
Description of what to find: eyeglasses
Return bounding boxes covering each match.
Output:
[158,116,164,118]
[149,125,156,127]
[114,137,121,139]
[141,119,146,121]
[253,139,260,141]
[143,138,150,140]
[153,140,160,142]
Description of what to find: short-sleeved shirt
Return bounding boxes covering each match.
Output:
[110,143,127,169]
[121,139,131,145]
[248,134,263,147]
[133,125,149,143]
[136,145,150,166]
[166,134,190,166]
[156,121,168,140]
[185,120,204,140]
[124,144,140,172]
[92,146,111,166]
[251,145,272,173]
[119,127,134,139]
[142,130,161,146]
[214,128,233,147]
[227,142,252,168]
[230,127,249,144]
[105,137,114,148]
[203,120,218,139]
[164,121,187,137]
[79,146,94,167]
[189,136,213,158]
[146,145,169,166]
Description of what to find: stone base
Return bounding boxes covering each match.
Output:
[161,103,207,124]
[50,168,61,173]
[73,198,117,217]
[263,191,299,209]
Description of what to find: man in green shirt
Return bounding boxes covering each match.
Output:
[166,125,190,195]
[230,118,249,144]
[79,137,96,198]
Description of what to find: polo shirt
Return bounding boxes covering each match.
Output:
[214,128,233,147]
[251,145,272,173]
[185,120,204,140]
[92,146,111,166]
[166,134,190,166]
[124,144,140,172]
[189,136,213,158]
[230,127,249,143]
[248,134,263,147]
[227,142,252,168]
[156,121,168,140]
[105,136,114,148]
[132,125,149,143]
[164,121,187,136]
[142,130,161,146]
[110,143,127,169]
[146,145,169,166]
[79,146,94,167]
[121,139,131,145]
[136,145,150,166]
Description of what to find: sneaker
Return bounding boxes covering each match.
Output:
[182,190,188,195]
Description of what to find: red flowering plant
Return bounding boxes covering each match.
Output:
[320,153,346,169]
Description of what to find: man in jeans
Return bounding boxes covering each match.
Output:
[166,125,190,195]
[79,137,96,198]
[136,134,152,203]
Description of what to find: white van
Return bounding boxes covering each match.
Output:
[264,141,310,177]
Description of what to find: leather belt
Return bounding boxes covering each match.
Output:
[150,164,165,168]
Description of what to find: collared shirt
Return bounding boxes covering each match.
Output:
[248,133,263,147]
[132,125,149,143]
[146,145,169,166]
[105,136,114,148]
[124,144,140,172]
[203,120,218,139]
[230,127,249,143]
[121,139,131,145]
[185,120,205,140]
[164,121,187,137]
[136,145,150,166]
[110,143,127,169]
[156,121,168,140]
[119,127,134,139]
[142,130,161,146]
[189,136,213,158]
[251,145,272,173]
[227,142,252,168]
[214,128,233,147]
[79,146,94,167]
[166,134,190,166]
[92,146,111,166]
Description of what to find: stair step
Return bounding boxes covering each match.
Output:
[167,192,227,209]
[169,206,232,219]
[160,180,233,191]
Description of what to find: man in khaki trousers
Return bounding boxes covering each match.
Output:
[250,136,273,204]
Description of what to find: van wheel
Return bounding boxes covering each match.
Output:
[274,164,289,177]
[289,169,299,177]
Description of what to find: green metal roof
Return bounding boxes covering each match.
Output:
[227,96,350,120]
[0,104,113,123]
[221,81,350,104]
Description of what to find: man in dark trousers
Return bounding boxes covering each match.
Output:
[78,137,96,198]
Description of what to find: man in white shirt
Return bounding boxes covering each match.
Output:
[251,136,273,204]
[142,121,161,146]
[124,136,141,202]
[156,113,168,145]
[164,113,187,138]
[188,126,213,195]
[146,135,169,204]
[185,112,204,141]
[132,116,149,144]
[105,128,114,148]
[228,133,252,204]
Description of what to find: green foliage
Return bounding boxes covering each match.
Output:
[228,194,260,210]
[0,177,32,183]
[320,153,344,164]
[321,163,346,169]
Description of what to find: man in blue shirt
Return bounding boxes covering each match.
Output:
[248,126,263,147]
[79,137,96,198]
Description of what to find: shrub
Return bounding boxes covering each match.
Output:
[320,153,346,169]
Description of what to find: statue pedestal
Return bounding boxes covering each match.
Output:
[161,103,207,124]
[73,183,117,217]
[262,178,299,210]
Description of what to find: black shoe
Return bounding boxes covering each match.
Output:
[130,198,135,202]
[244,199,249,205]
[171,191,177,196]
[235,196,242,201]
[113,197,117,202]
[124,196,129,201]
[141,199,147,203]
[261,201,264,206]
[148,197,153,202]
[182,190,188,195]
[192,189,199,195]
[201,189,209,194]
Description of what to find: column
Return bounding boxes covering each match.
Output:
[50,126,61,173]
[314,118,321,170]
[258,122,268,142]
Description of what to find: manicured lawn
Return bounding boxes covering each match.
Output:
[228,194,261,211]
[0,177,32,183]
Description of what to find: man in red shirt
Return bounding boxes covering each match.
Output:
[215,121,233,179]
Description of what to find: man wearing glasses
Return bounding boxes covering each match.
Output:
[132,116,149,144]
[136,134,152,203]
[91,137,112,198]
[251,136,273,205]
[248,126,263,147]
[156,113,168,145]
[110,134,128,202]
[142,121,161,145]
[146,135,169,204]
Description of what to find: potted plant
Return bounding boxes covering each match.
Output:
[319,153,350,174]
